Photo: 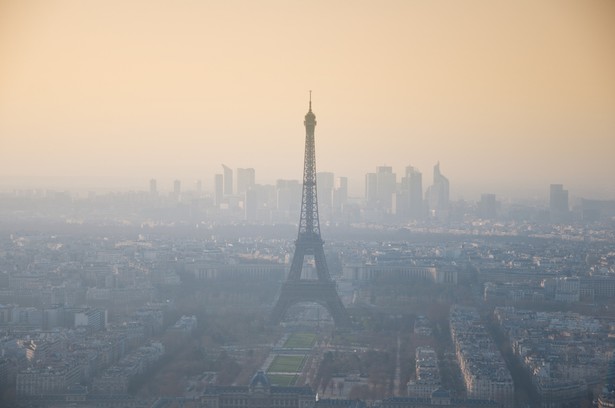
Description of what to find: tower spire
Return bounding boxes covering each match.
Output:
[309,90,312,111]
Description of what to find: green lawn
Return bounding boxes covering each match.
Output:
[268,355,305,373]
[283,333,316,349]
[267,374,298,386]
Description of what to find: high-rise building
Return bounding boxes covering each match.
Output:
[478,193,498,219]
[426,162,449,217]
[550,184,569,212]
[236,168,255,195]
[365,172,377,207]
[317,172,334,221]
[244,188,259,221]
[376,166,396,213]
[222,164,233,195]
[149,179,157,195]
[276,179,301,215]
[214,174,223,207]
[333,176,348,214]
[173,179,181,196]
[75,308,107,331]
[400,165,423,219]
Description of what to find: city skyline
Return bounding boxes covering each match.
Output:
[0,164,599,205]
[1,1,614,199]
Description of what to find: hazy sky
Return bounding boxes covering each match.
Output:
[1,0,614,200]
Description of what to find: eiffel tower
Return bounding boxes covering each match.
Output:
[270,93,351,327]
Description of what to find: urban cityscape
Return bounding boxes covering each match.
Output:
[2,1,614,408]
[1,98,615,408]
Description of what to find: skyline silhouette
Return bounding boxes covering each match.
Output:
[1,1,614,199]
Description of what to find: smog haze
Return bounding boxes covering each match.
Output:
[1,0,614,200]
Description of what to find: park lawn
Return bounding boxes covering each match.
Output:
[268,355,305,373]
[267,374,297,386]
[283,333,316,349]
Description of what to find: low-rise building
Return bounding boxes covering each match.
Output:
[200,371,314,408]
[16,363,80,396]
[407,347,440,398]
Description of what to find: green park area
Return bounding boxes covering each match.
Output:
[268,355,305,373]
[267,374,298,386]
[283,332,316,349]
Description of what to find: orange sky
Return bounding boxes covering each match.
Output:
[1,0,614,199]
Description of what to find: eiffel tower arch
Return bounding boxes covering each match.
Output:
[270,93,351,327]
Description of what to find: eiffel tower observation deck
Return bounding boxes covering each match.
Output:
[270,93,352,327]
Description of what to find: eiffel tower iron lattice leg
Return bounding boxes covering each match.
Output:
[270,240,351,327]
[270,94,351,327]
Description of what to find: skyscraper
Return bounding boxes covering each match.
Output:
[214,174,223,207]
[426,162,449,218]
[149,179,157,196]
[276,179,301,217]
[401,165,423,219]
[376,165,396,213]
[333,176,348,215]
[244,188,259,221]
[171,179,181,203]
[550,184,569,212]
[222,164,233,196]
[236,168,256,195]
[365,172,377,207]
[317,172,334,221]
[478,193,498,219]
